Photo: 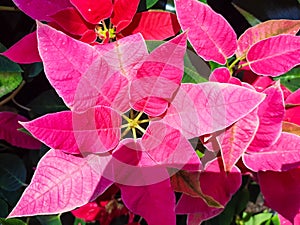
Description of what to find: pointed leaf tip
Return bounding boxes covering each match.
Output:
[175,0,237,64]
[247,34,300,76]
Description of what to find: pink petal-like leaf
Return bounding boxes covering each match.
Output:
[244,132,300,172]
[2,32,41,64]
[163,82,265,139]
[72,56,130,113]
[258,168,300,223]
[111,122,201,186]
[284,106,300,127]
[70,0,113,24]
[130,32,187,116]
[247,82,284,151]
[176,158,241,223]
[111,0,140,32]
[38,23,134,112]
[50,7,95,36]
[0,112,41,149]
[8,149,104,217]
[119,179,176,225]
[21,106,121,154]
[120,11,181,40]
[141,122,202,171]
[247,34,300,76]
[12,0,72,21]
[219,108,259,172]
[174,0,237,64]
[94,33,148,80]
[209,67,231,83]
[37,23,99,107]
[236,19,300,58]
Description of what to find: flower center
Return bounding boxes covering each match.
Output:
[95,20,116,43]
[121,111,150,140]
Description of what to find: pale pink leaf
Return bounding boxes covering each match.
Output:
[163,82,265,139]
[141,122,202,171]
[38,23,133,113]
[0,112,41,149]
[110,122,201,186]
[21,106,121,154]
[247,82,284,151]
[258,168,300,223]
[247,34,300,76]
[236,19,300,58]
[219,108,259,172]
[8,149,104,217]
[70,0,113,24]
[37,23,99,107]
[130,32,187,116]
[243,132,300,172]
[176,158,242,223]
[72,56,130,113]
[119,179,176,225]
[12,0,72,21]
[111,0,140,32]
[174,0,237,64]
[2,32,41,64]
[120,11,181,40]
[94,33,148,80]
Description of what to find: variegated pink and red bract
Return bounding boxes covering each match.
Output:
[5,0,300,224]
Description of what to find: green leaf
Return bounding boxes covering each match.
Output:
[73,218,86,225]
[232,3,261,26]
[0,218,26,225]
[182,50,209,83]
[37,215,62,225]
[145,40,209,84]
[271,214,280,225]
[207,188,249,225]
[0,188,23,207]
[0,198,8,217]
[274,67,300,92]
[198,0,207,3]
[28,62,43,78]
[27,89,68,118]
[146,0,159,9]
[0,72,23,98]
[0,43,7,53]
[244,212,273,225]
[209,61,223,71]
[0,153,27,191]
[0,56,23,73]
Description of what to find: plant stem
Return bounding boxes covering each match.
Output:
[0,6,19,11]
[0,80,26,106]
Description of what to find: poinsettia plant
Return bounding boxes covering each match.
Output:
[1,0,300,224]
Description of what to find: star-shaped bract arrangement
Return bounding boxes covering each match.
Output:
[8,22,264,225]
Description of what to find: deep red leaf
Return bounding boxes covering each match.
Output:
[120,11,180,40]
[70,0,113,24]
[2,32,41,64]
[111,0,140,32]
[0,112,41,149]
